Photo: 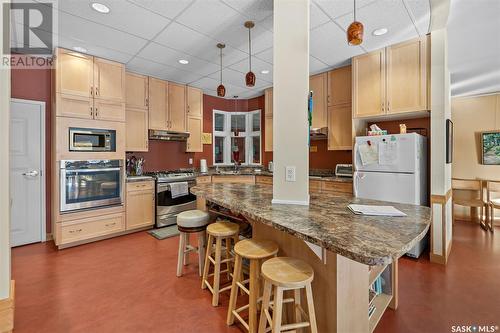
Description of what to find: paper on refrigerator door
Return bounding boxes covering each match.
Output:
[379,141,399,165]
[359,144,378,165]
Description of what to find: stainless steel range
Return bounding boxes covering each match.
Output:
[144,170,197,228]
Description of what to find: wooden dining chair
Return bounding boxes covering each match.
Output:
[452,178,486,229]
[486,180,500,233]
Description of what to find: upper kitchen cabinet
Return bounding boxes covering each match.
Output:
[93,57,125,103]
[309,73,328,129]
[386,36,429,114]
[56,48,93,98]
[264,88,273,152]
[168,82,187,132]
[126,72,149,110]
[328,65,351,106]
[186,86,203,153]
[352,36,430,119]
[148,77,169,131]
[327,66,353,151]
[55,48,125,122]
[125,72,149,152]
[352,49,386,118]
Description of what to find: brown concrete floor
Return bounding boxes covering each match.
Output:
[11,221,500,333]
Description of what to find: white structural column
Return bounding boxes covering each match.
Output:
[430,0,452,265]
[0,0,12,299]
[272,0,310,205]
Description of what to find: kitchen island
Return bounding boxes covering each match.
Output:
[191,183,431,333]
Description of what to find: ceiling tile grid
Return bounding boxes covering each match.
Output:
[11,0,432,99]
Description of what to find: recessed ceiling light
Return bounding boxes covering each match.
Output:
[73,46,88,53]
[91,2,110,14]
[178,59,189,65]
[261,69,270,74]
[372,28,388,36]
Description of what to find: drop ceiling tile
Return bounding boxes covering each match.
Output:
[221,0,273,21]
[136,42,219,76]
[154,22,248,66]
[190,77,244,98]
[335,0,419,52]
[127,0,194,19]
[55,0,171,40]
[313,0,376,20]
[57,35,135,63]
[215,21,273,55]
[403,0,431,36]
[310,21,364,66]
[175,0,241,37]
[255,47,273,63]
[309,56,330,75]
[209,68,247,88]
[310,2,330,29]
[227,57,273,82]
[252,2,332,33]
[127,56,203,83]
[57,12,147,55]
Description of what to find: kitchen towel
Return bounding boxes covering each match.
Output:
[170,182,189,198]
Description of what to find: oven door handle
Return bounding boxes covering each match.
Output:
[65,167,122,173]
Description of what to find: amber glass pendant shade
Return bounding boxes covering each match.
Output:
[347,21,364,45]
[217,84,226,97]
[245,71,256,87]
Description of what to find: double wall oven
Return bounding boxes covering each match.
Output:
[60,160,124,213]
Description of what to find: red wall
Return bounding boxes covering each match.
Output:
[11,67,52,233]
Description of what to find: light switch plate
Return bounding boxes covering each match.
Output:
[285,166,296,182]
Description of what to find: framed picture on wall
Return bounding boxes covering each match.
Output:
[446,119,453,164]
[481,131,500,165]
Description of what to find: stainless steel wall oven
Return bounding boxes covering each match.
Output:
[60,160,124,213]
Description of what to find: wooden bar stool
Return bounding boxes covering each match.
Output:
[452,178,486,228]
[258,257,318,333]
[227,239,279,333]
[201,220,240,306]
[176,210,210,277]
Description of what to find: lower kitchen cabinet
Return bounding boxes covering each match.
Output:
[126,180,155,230]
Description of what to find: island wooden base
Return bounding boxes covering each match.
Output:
[251,221,398,333]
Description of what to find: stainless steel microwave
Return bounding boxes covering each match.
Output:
[69,127,116,152]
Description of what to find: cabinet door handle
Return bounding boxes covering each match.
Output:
[95,87,99,96]
[145,98,149,107]
[90,87,93,96]
[69,228,82,233]
[382,102,385,112]
[187,105,190,113]
[90,107,93,117]
[105,222,116,227]
[95,107,98,118]
[387,101,390,112]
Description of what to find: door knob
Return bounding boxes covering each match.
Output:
[22,170,39,177]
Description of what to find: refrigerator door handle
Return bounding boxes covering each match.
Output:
[353,142,359,171]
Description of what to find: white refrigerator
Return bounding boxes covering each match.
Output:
[353,133,428,258]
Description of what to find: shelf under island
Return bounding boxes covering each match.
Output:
[191,183,431,333]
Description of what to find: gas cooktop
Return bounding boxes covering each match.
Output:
[143,170,195,183]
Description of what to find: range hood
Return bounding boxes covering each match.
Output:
[310,127,328,140]
[149,129,190,141]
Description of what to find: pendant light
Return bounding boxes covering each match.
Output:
[347,0,364,46]
[216,43,226,97]
[244,21,256,87]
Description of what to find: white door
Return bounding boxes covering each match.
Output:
[10,99,45,247]
[353,171,419,205]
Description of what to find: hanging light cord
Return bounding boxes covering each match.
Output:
[354,0,357,21]
[220,47,223,84]
[248,27,252,71]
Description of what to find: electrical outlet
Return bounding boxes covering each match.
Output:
[285,166,296,182]
[188,158,193,165]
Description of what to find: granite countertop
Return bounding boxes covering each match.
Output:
[191,183,431,266]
